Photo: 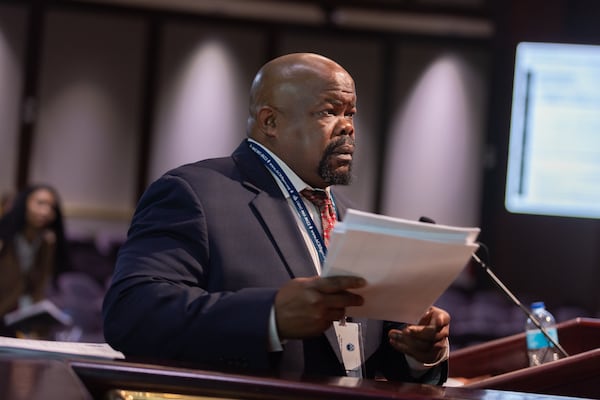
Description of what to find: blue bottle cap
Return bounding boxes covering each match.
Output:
[531,301,545,310]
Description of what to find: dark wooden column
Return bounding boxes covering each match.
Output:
[15,1,44,190]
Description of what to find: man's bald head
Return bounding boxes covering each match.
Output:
[245,53,357,188]
[247,53,353,136]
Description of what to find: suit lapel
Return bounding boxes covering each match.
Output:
[233,142,317,279]
[251,191,318,278]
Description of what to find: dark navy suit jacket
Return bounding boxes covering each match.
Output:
[103,140,446,383]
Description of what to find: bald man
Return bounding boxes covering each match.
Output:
[103,53,450,384]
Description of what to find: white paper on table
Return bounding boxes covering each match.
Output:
[322,209,480,323]
[0,336,125,360]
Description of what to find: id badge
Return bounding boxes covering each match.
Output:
[333,321,365,378]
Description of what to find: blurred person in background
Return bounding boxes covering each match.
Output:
[0,184,70,330]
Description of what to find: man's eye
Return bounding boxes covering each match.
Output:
[316,110,335,117]
[315,109,354,118]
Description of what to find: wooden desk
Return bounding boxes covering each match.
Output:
[0,356,91,400]
[0,353,592,400]
[449,318,600,399]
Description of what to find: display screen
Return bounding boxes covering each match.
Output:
[505,42,600,219]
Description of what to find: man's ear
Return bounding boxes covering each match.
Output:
[257,107,277,137]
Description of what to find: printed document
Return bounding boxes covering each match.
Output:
[322,209,480,323]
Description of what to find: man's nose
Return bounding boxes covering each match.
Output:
[336,119,354,137]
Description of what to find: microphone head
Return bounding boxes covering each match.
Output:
[418,216,436,224]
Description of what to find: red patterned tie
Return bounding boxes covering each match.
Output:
[301,189,337,247]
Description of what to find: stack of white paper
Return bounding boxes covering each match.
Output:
[0,336,125,360]
[322,209,480,323]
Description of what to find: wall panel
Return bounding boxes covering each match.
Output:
[0,4,27,198]
[148,21,265,184]
[381,42,489,227]
[31,10,145,237]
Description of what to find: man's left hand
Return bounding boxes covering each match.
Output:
[387,306,450,364]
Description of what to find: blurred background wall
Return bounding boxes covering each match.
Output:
[0,0,598,345]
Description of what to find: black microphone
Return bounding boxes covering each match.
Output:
[418,215,569,359]
[471,247,568,358]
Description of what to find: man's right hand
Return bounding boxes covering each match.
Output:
[274,276,366,339]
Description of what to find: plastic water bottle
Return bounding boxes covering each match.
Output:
[525,301,560,366]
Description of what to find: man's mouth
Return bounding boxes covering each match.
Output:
[334,144,354,154]
[332,145,354,161]
[319,140,355,185]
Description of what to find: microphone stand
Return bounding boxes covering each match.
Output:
[471,251,569,358]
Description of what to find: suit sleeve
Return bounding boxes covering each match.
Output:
[102,174,278,372]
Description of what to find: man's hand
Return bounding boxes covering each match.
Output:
[275,276,366,339]
[388,306,450,364]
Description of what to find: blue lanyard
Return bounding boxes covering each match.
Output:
[248,141,333,265]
